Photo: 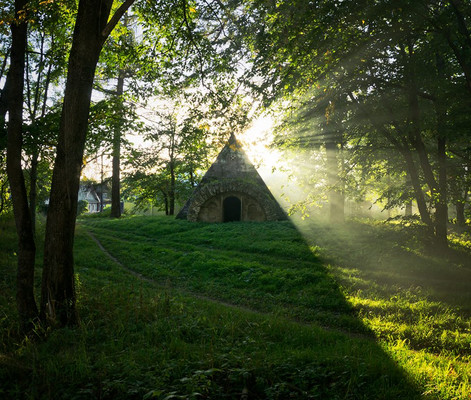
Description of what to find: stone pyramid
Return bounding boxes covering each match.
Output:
[176,133,286,222]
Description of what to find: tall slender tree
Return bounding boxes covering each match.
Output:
[6,0,39,330]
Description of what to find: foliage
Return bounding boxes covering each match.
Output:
[77,200,88,216]
[123,98,226,214]
[223,0,471,242]
[0,154,11,215]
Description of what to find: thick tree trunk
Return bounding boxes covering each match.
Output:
[111,71,125,218]
[40,0,115,326]
[6,0,39,330]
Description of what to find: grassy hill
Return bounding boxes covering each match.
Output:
[1,215,470,399]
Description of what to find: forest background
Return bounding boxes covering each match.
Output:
[0,1,471,395]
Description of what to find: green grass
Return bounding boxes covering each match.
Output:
[0,214,470,399]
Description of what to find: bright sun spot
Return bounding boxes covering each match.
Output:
[239,113,295,211]
[239,114,281,175]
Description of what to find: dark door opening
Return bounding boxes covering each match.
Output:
[223,196,241,222]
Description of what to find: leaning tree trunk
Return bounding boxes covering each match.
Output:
[401,146,434,229]
[40,0,133,326]
[6,0,39,331]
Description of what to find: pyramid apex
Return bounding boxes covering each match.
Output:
[227,132,242,152]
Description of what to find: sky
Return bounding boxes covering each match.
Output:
[82,107,286,183]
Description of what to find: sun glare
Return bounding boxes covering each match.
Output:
[240,114,281,174]
[239,114,298,212]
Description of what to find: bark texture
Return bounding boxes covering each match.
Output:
[456,202,466,226]
[111,71,125,218]
[6,0,39,330]
[40,0,115,325]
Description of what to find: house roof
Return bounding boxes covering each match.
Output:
[78,185,100,204]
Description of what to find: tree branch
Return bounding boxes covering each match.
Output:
[102,0,135,40]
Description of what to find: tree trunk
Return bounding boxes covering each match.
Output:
[111,71,125,218]
[404,177,413,216]
[99,154,104,212]
[110,136,121,217]
[456,201,466,226]
[405,201,412,216]
[433,51,448,249]
[163,192,169,216]
[189,170,195,187]
[401,146,434,228]
[441,0,471,95]
[6,0,39,330]
[169,163,175,216]
[408,83,438,197]
[435,127,448,249]
[0,53,10,134]
[40,0,115,326]
[325,140,344,224]
[29,149,38,235]
[405,49,445,244]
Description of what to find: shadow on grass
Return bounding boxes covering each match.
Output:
[295,217,471,311]
[69,215,427,399]
[290,216,471,398]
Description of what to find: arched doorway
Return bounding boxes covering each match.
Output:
[223,196,241,222]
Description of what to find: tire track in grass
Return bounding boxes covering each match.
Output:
[84,228,374,341]
[85,229,290,321]
[85,230,156,285]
